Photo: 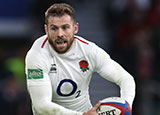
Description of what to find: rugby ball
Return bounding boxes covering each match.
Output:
[97,97,132,115]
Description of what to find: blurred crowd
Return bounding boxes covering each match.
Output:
[0,40,32,115]
[106,0,160,114]
[0,0,159,115]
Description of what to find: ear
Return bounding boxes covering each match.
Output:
[74,23,79,34]
[44,24,48,35]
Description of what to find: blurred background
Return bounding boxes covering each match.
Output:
[0,0,159,115]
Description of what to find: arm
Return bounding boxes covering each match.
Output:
[27,57,101,115]
[28,82,83,115]
[91,45,136,107]
[100,60,136,107]
[25,50,83,115]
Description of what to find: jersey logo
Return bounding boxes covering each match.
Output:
[79,60,89,72]
[50,64,57,73]
[27,69,43,79]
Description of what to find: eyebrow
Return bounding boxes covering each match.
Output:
[50,24,70,28]
[50,24,58,27]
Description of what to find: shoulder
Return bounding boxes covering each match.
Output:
[74,35,108,53]
[31,35,48,50]
[25,35,51,68]
[74,35,97,49]
[26,35,50,57]
[74,35,110,59]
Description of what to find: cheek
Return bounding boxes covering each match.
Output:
[63,30,73,37]
[48,32,56,42]
[48,31,56,38]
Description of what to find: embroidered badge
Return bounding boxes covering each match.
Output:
[50,64,57,73]
[28,69,43,79]
[79,60,89,72]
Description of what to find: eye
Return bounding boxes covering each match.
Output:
[62,25,70,30]
[51,26,58,31]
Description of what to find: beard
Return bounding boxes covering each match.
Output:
[48,35,74,54]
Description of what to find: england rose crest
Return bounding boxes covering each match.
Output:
[79,60,89,72]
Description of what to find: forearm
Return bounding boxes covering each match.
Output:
[33,98,83,115]
[99,60,136,107]
[118,71,135,107]
[111,61,136,107]
[28,85,83,115]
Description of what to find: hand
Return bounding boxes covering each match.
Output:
[83,101,101,115]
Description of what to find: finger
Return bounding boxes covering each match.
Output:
[94,101,101,110]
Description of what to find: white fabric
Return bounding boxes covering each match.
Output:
[25,35,135,115]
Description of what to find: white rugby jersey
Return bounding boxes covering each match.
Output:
[25,35,135,115]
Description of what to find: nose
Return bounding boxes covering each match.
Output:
[57,28,64,38]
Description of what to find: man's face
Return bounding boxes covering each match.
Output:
[45,14,79,54]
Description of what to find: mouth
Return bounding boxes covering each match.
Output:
[56,39,67,44]
[55,39,68,49]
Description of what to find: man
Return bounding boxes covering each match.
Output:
[25,3,135,115]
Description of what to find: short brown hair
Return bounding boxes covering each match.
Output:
[45,3,76,24]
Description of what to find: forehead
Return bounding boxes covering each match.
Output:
[47,14,74,26]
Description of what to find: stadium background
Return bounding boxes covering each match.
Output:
[0,0,159,115]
